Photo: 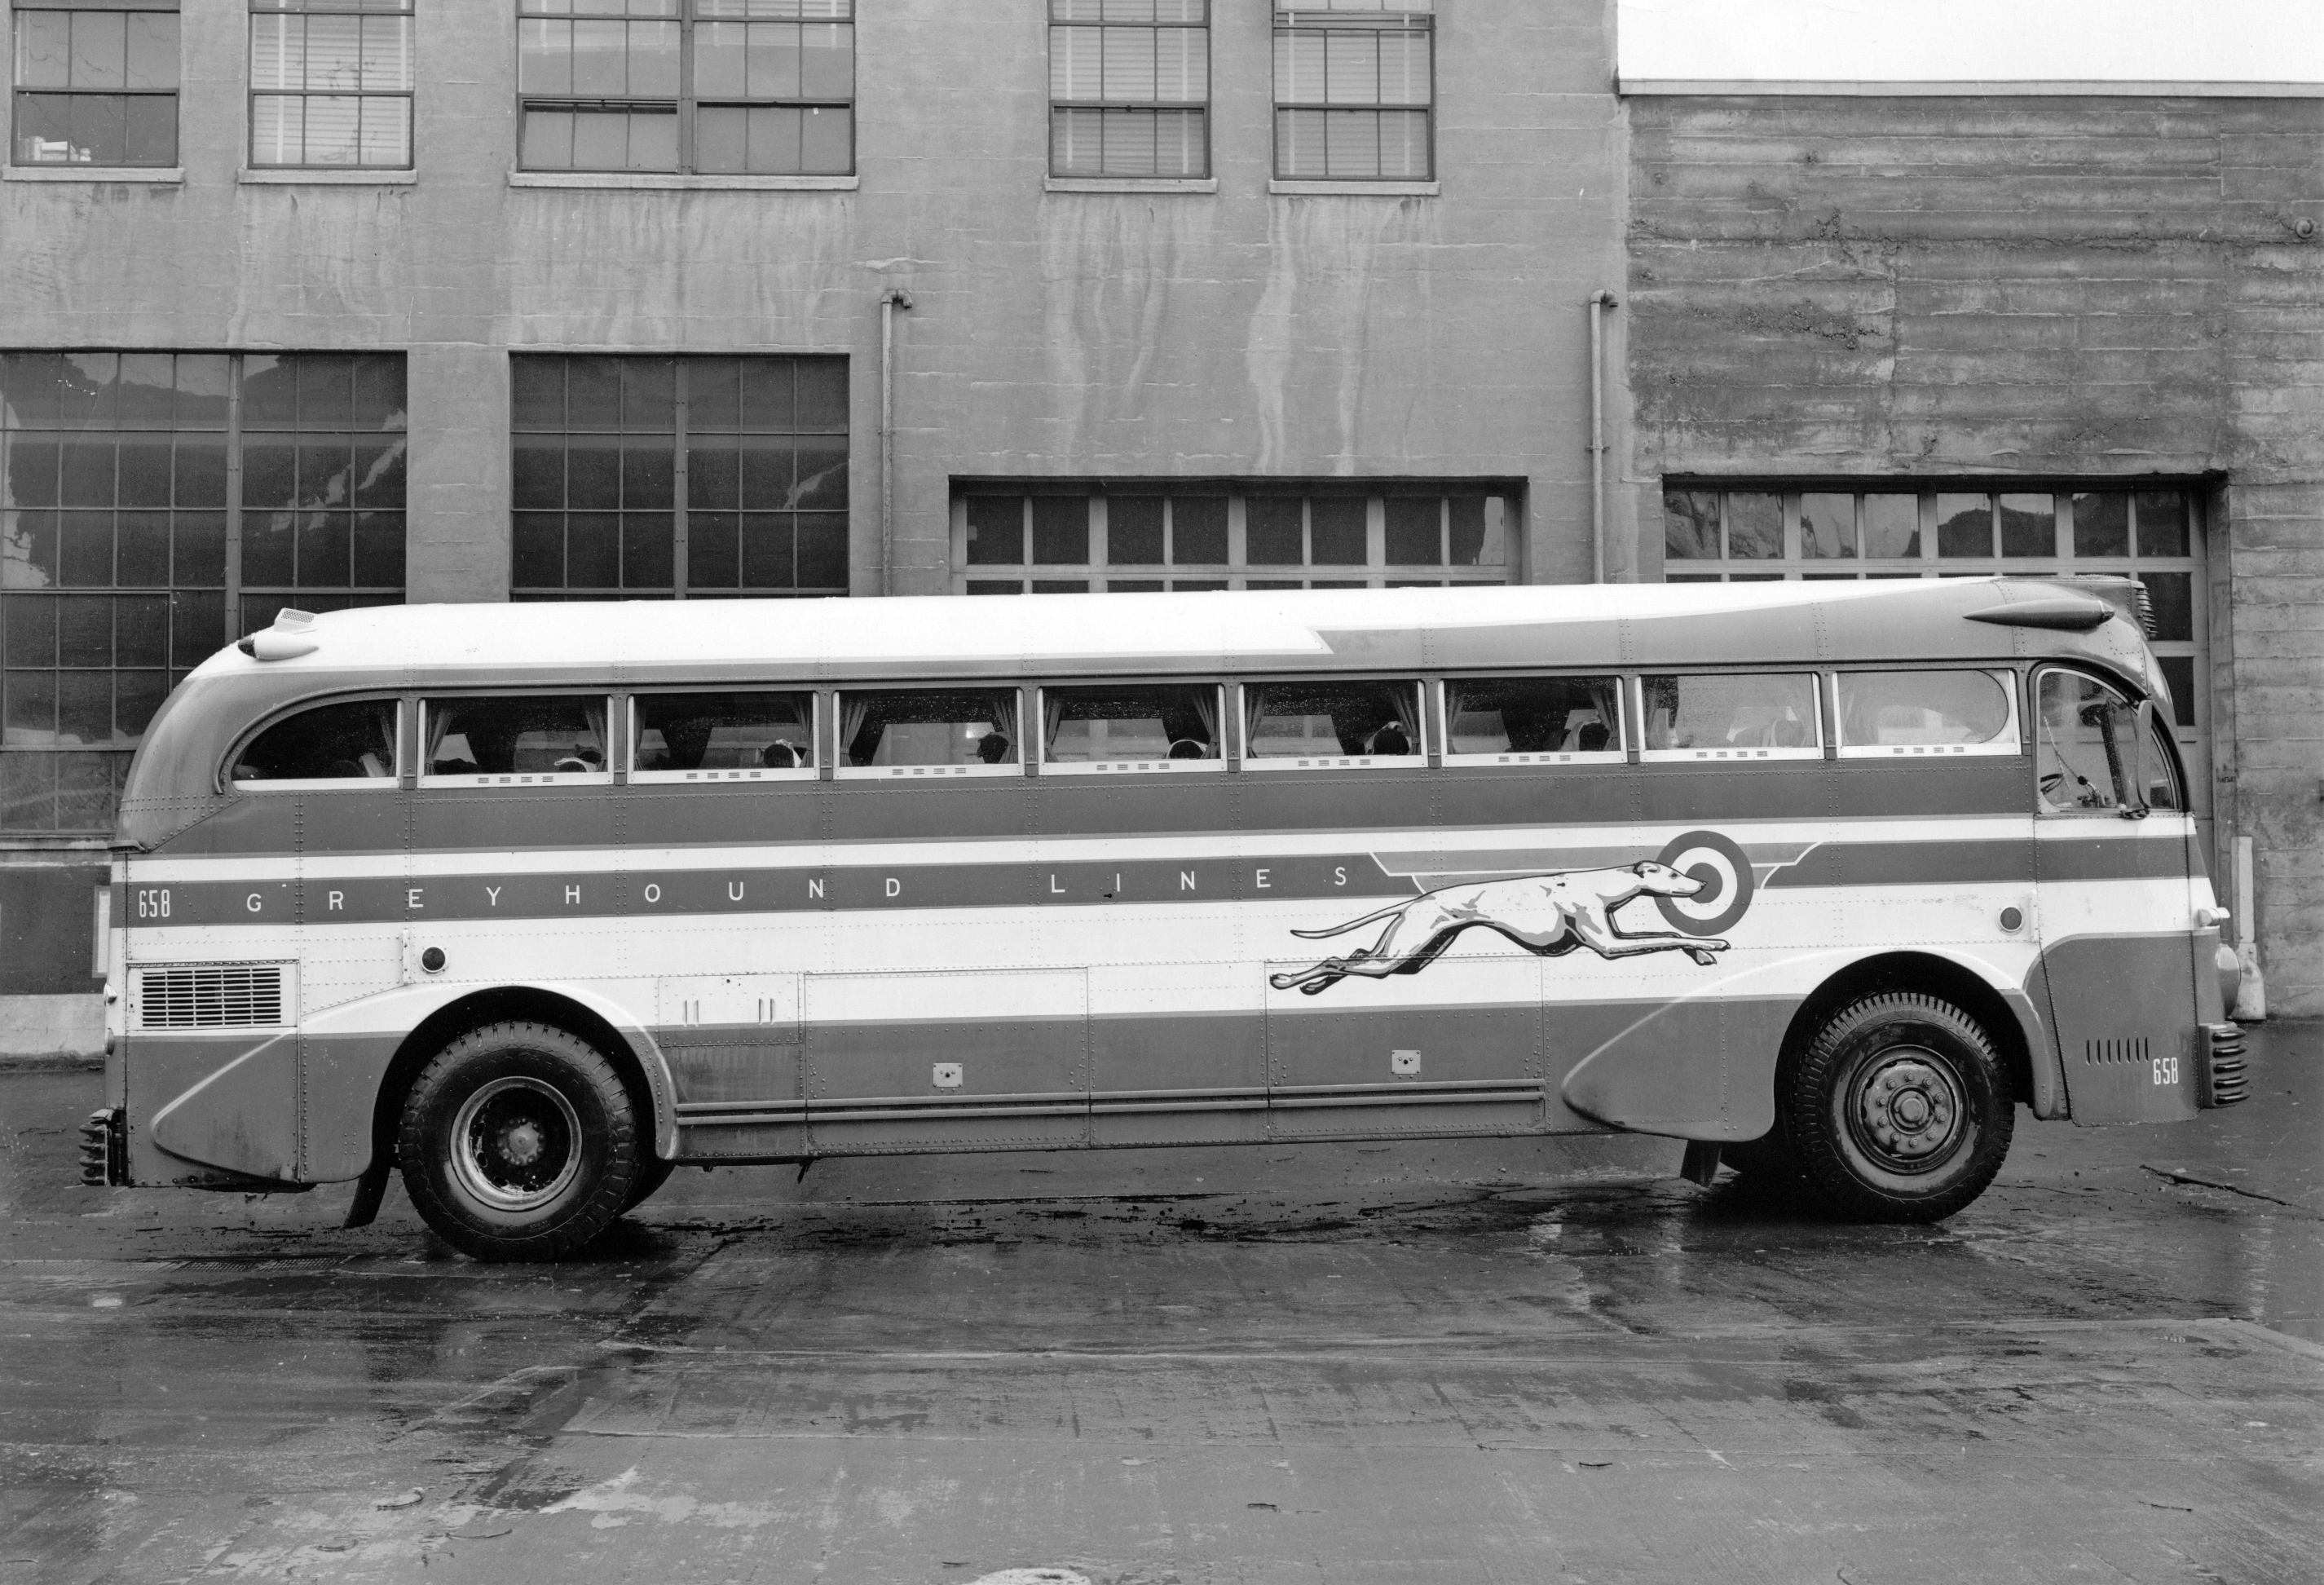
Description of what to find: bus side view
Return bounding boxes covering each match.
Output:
[79,581,2249,1261]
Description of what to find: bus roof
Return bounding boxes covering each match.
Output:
[117,578,2159,850]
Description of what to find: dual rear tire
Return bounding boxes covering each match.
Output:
[1731,992,2015,1222]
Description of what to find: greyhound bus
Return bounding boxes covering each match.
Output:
[80,580,2247,1260]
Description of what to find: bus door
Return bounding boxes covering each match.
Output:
[2030,669,2199,1124]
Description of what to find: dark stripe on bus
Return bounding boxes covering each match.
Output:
[117,832,2183,929]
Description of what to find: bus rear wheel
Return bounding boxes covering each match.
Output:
[1785,992,2013,1223]
[398,1022,640,1262]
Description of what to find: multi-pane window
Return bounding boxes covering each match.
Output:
[955,486,1514,593]
[1274,1,1432,182]
[11,2,180,167]
[516,0,854,175]
[2,352,407,832]
[1660,482,2209,807]
[512,355,849,600]
[249,0,415,170]
[1050,0,1208,179]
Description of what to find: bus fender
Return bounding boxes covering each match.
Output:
[1559,948,2057,1139]
[1559,962,1806,1142]
[296,982,681,1181]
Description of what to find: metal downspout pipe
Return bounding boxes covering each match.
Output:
[1587,289,1618,584]
[880,288,913,595]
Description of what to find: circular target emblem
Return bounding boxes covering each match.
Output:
[1652,829,1755,937]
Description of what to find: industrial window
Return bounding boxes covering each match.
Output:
[1659,482,2210,810]
[516,0,854,176]
[511,354,849,599]
[2,351,408,832]
[249,0,415,170]
[952,485,1515,593]
[11,1,180,167]
[1050,0,1208,179]
[1273,1,1431,182]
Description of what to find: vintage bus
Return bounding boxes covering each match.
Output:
[80,580,2247,1260]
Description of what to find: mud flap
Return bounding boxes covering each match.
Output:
[342,1159,392,1228]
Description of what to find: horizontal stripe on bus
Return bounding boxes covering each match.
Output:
[122,812,2056,885]
[113,833,2184,929]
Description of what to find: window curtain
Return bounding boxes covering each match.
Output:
[361,700,397,777]
[1188,686,1218,756]
[425,701,456,772]
[1043,691,1065,759]
[1586,679,1622,752]
[988,689,1020,749]
[840,695,875,766]
[582,700,608,768]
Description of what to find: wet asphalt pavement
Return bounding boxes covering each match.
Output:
[2,1026,2319,1585]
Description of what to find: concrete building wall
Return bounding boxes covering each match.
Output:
[1624,93,2324,1013]
[0,0,1635,601]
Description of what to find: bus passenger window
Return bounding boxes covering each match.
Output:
[840,688,1020,775]
[1837,670,2017,757]
[1641,673,1821,760]
[1243,681,1422,766]
[424,696,608,782]
[1040,684,1222,771]
[633,691,815,780]
[2035,672,2141,815]
[232,700,397,785]
[1444,676,1622,762]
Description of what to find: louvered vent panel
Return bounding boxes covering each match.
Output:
[137,965,287,1031]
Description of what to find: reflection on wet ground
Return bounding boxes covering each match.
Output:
[1,1024,2317,1583]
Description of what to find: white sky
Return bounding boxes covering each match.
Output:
[1618,0,2324,86]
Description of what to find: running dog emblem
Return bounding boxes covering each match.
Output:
[1268,861,1728,996]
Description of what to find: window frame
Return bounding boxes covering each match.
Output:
[2031,666,2148,819]
[1033,681,1228,776]
[831,685,1024,782]
[9,2,182,170]
[1635,670,1826,766]
[226,693,404,793]
[1237,674,1428,772]
[1048,0,1211,182]
[1271,3,1435,184]
[514,0,857,178]
[509,352,851,602]
[1832,668,2022,761]
[416,692,616,790]
[1,349,409,835]
[1436,673,1627,770]
[245,0,416,172]
[626,687,818,785]
[952,485,1519,593]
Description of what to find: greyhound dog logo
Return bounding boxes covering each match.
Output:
[1268,832,1753,997]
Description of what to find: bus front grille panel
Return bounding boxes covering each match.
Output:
[2082,1036,2150,1067]
[135,965,287,1031]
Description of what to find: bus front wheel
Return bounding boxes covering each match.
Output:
[398,1022,641,1261]
[1785,992,2014,1222]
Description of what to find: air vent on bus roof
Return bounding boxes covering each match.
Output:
[135,964,287,1031]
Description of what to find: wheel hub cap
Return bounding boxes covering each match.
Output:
[1855,1053,1962,1165]
[451,1077,582,1212]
